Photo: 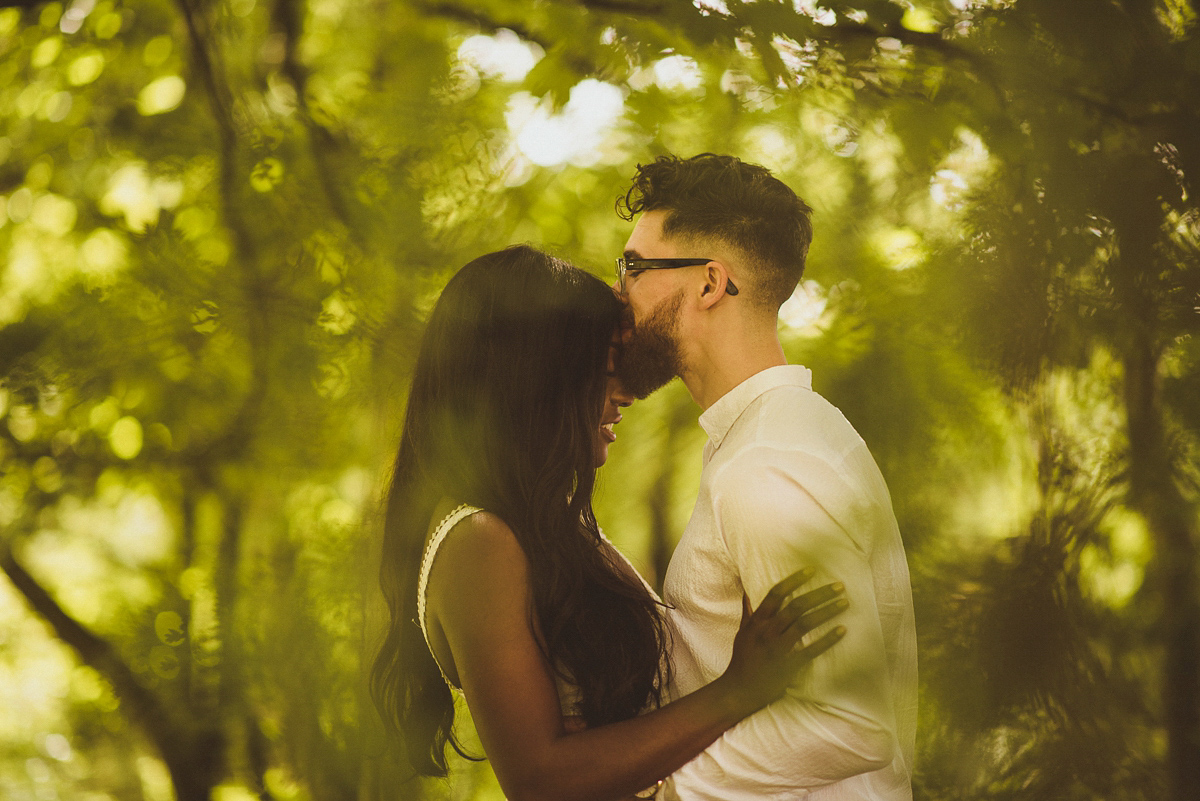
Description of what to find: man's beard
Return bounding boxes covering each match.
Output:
[617,289,685,400]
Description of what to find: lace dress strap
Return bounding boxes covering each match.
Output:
[416,503,482,688]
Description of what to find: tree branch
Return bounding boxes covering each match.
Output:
[0,540,221,800]
[174,0,270,461]
[416,1,556,53]
[175,0,236,146]
[214,497,245,715]
[0,545,155,716]
[270,0,373,251]
[817,18,990,76]
[576,0,667,14]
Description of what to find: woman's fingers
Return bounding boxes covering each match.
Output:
[790,582,846,615]
[789,625,847,668]
[727,572,848,706]
[796,596,849,633]
[763,582,845,638]
[766,594,847,652]
[750,573,850,673]
[754,568,814,618]
[770,596,848,651]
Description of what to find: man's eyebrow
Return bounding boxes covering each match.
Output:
[623,249,641,260]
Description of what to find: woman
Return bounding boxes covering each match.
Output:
[372,246,846,800]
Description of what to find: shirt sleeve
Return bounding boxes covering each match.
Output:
[664,445,899,800]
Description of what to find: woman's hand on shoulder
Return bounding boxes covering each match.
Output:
[717,569,848,715]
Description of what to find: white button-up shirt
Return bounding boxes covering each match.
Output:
[662,365,917,801]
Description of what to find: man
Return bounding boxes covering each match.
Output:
[614,153,917,800]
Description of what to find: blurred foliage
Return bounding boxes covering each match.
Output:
[0,0,1197,799]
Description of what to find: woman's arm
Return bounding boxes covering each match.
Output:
[427,512,844,801]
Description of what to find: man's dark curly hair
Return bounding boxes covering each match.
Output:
[617,153,813,310]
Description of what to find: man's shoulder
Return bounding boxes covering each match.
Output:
[711,386,890,513]
[732,383,863,456]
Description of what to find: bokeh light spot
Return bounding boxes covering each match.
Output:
[43,733,71,762]
[67,51,104,85]
[0,9,19,35]
[508,80,626,168]
[93,11,121,39]
[143,35,172,67]
[652,55,703,92]
[137,75,186,116]
[30,194,76,236]
[457,29,542,83]
[80,228,128,281]
[108,416,143,459]
[30,37,63,69]
[154,611,185,646]
[250,157,284,192]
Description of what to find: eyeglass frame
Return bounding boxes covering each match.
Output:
[614,257,739,296]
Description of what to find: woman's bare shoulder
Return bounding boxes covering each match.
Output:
[428,509,528,606]
[448,509,521,554]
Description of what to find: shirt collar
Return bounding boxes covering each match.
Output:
[698,364,812,450]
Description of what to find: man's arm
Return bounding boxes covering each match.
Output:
[666,446,900,800]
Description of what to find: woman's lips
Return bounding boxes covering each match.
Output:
[600,415,621,442]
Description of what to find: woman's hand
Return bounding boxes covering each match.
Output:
[718,568,847,715]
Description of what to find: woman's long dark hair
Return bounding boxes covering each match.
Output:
[371,245,669,776]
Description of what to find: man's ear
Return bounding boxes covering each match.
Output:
[698,261,735,309]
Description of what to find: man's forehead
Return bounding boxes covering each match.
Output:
[624,210,675,254]
[626,225,721,263]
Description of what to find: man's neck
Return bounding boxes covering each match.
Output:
[679,326,787,411]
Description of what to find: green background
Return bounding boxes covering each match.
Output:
[0,0,1197,799]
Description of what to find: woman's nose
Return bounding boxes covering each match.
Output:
[609,379,635,407]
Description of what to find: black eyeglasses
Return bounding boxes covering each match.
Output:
[614,257,739,296]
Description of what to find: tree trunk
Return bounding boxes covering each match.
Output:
[1123,337,1200,801]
